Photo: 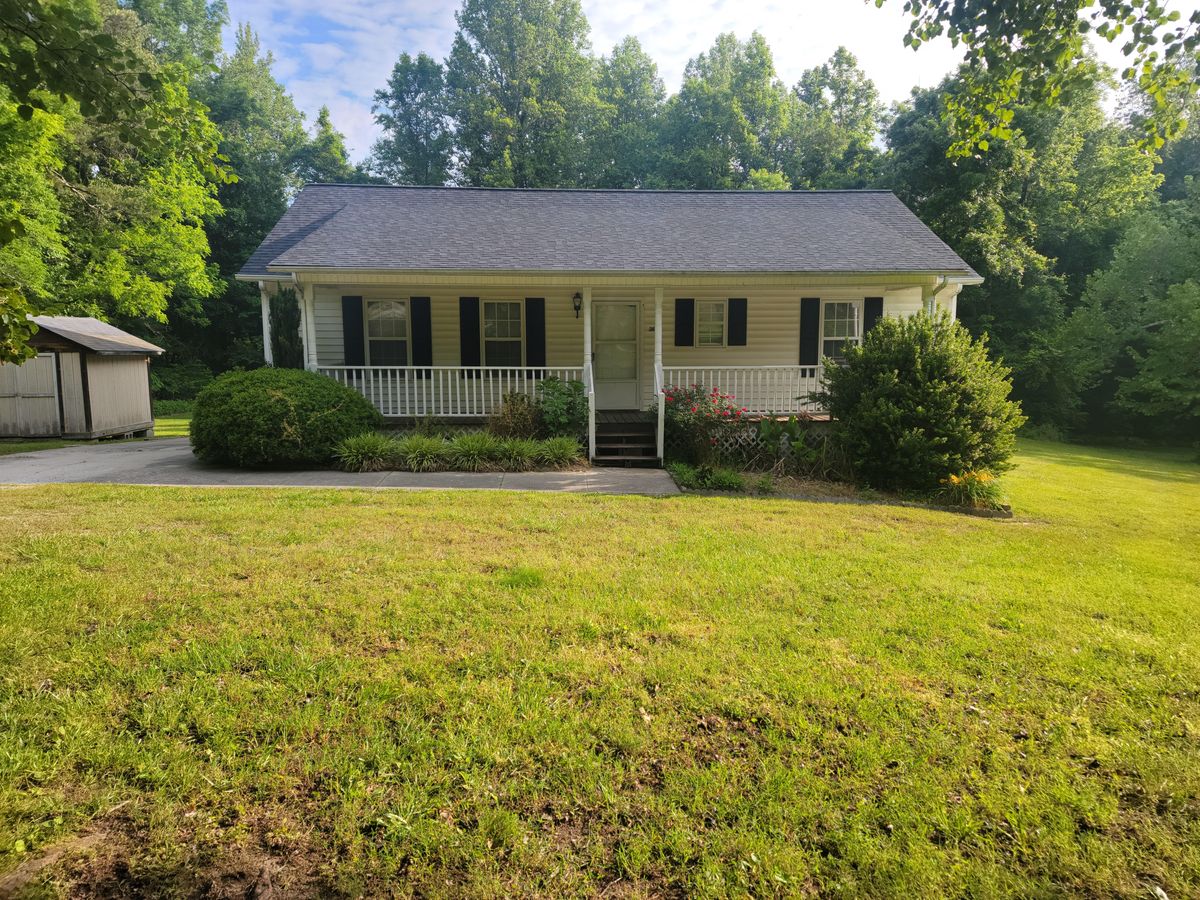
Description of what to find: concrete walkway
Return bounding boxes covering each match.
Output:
[0,438,679,495]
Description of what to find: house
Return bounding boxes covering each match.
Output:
[0,317,163,439]
[236,185,980,463]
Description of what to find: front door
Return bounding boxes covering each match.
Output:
[593,302,640,409]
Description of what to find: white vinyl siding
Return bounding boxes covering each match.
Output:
[307,283,933,408]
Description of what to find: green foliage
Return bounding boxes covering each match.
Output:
[498,437,541,472]
[589,37,666,188]
[149,360,213,400]
[488,392,540,439]
[881,0,1200,156]
[662,383,747,465]
[535,435,583,468]
[666,461,746,492]
[822,312,1026,492]
[535,377,588,438]
[756,416,850,481]
[190,368,382,467]
[334,431,400,473]
[934,470,1007,511]
[446,0,596,187]
[446,431,504,471]
[396,433,447,472]
[369,52,453,185]
[151,398,194,417]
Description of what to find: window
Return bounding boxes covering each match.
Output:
[697,300,726,347]
[822,301,861,362]
[483,300,523,367]
[366,299,408,365]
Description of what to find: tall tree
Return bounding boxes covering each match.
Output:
[370,52,452,185]
[881,0,1200,156]
[789,47,884,188]
[180,24,307,369]
[123,0,228,73]
[588,37,666,188]
[295,105,358,184]
[886,67,1159,427]
[662,32,795,189]
[445,0,596,187]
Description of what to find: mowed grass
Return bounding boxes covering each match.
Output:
[0,417,189,457]
[0,441,1197,897]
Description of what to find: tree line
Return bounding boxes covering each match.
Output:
[1,0,1197,443]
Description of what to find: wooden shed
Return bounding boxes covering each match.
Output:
[0,317,163,439]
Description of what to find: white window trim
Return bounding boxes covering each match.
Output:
[819,299,865,363]
[481,299,525,368]
[363,298,410,367]
[695,299,727,348]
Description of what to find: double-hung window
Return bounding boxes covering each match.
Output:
[366,299,408,365]
[697,300,726,347]
[821,301,861,363]
[483,300,523,367]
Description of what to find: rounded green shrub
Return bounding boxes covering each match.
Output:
[191,368,382,468]
[821,312,1025,492]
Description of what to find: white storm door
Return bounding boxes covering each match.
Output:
[592,302,640,409]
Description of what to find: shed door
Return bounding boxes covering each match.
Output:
[592,302,640,409]
[0,353,62,437]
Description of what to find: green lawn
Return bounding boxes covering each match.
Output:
[1,440,1197,897]
[0,416,189,456]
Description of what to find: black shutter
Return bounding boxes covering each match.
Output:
[342,296,364,365]
[864,297,884,333]
[799,297,821,366]
[459,297,481,369]
[727,298,747,346]
[411,297,432,375]
[674,299,695,347]
[525,298,546,369]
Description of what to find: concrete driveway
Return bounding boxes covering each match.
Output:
[0,438,679,495]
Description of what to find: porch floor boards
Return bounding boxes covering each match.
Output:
[596,410,655,425]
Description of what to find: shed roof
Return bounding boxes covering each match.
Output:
[237,184,981,280]
[31,317,164,356]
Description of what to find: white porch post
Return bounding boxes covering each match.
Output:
[654,287,664,460]
[301,282,319,372]
[294,280,311,370]
[259,281,274,366]
[582,287,595,460]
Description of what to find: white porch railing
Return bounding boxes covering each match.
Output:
[319,366,584,418]
[661,365,825,415]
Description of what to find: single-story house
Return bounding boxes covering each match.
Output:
[236,185,980,463]
[0,317,163,439]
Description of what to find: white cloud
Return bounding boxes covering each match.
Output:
[222,0,1158,164]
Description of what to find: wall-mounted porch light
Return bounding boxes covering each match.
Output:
[572,292,583,318]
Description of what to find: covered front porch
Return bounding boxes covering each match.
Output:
[258,276,962,464]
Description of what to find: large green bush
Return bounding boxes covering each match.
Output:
[821,312,1025,492]
[191,368,382,467]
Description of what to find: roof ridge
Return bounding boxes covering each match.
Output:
[301,183,896,195]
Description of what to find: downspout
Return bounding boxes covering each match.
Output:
[928,275,951,316]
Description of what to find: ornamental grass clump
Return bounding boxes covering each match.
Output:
[662,384,747,465]
[334,432,400,472]
[498,438,541,472]
[935,470,1007,510]
[536,436,583,469]
[396,434,448,472]
[821,312,1025,493]
[447,432,503,472]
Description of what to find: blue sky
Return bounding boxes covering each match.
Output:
[222,0,1143,163]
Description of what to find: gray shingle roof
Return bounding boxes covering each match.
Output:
[237,185,980,280]
[31,316,164,355]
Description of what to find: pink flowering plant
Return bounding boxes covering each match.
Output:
[661,383,747,465]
